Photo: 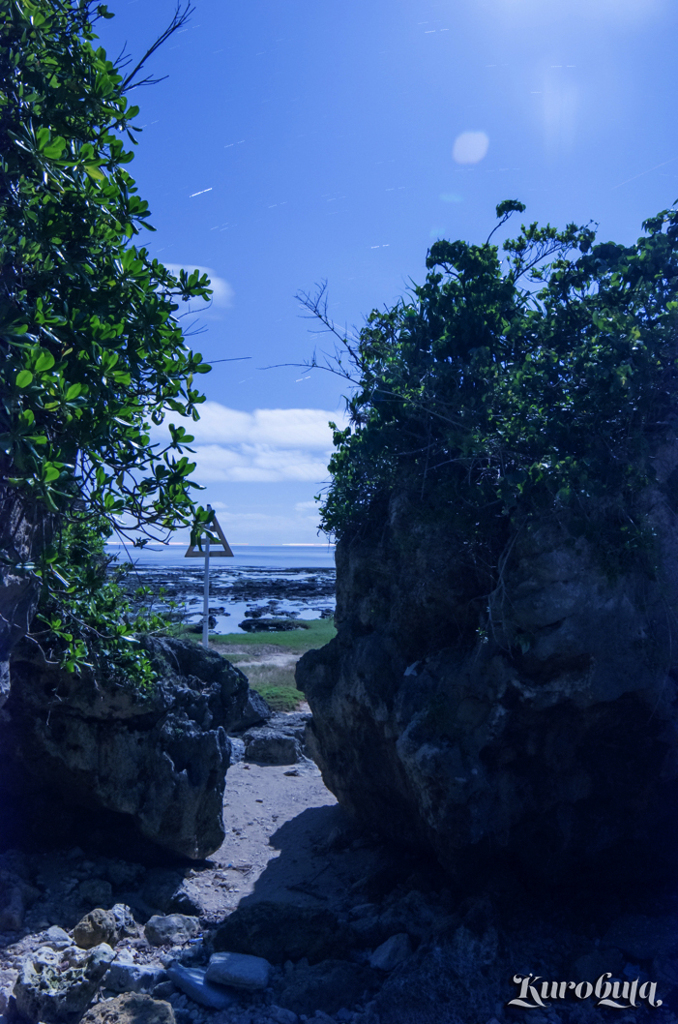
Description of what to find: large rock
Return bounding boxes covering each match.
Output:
[166,964,235,1010]
[144,913,201,946]
[0,636,248,859]
[297,455,678,884]
[242,711,310,765]
[103,954,165,995]
[80,993,175,1024]
[74,906,139,949]
[13,942,115,1024]
[206,951,272,990]
[230,687,273,731]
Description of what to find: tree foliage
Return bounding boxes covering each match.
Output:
[0,0,214,674]
[311,201,678,562]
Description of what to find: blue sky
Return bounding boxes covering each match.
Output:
[97,0,678,544]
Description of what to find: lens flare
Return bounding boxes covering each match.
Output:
[452,131,489,164]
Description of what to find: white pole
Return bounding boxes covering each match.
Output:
[202,506,211,649]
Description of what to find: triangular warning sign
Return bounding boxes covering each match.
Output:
[185,514,234,558]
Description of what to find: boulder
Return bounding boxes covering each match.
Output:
[79,992,176,1024]
[242,711,311,765]
[206,951,272,990]
[74,909,119,949]
[13,942,115,1024]
[230,688,273,731]
[144,914,201,947]
[42,926,73,951]
[0,968,18,1016]
[239,618,306,633]
[166,963,235,1009]
[369,933,413,971]
[244,731,301,765]
[103,954,165,994]
[297,472,678,885]
[0,636,248,859]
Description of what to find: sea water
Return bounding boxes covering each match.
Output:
[105,543,336,570]
[106,543,336,635]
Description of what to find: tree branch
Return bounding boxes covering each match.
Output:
[119,2,195,93]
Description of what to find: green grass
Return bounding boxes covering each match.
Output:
[211,618,336,653]
[164,619,335,711]
[242,663,303,711]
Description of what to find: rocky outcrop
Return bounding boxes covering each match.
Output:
[79,993,176,1024]
[240,711,311,765]
[0,636,249,860]
[230,687,272,731]
[13,942,116,1024]
[0,480,46,711]
[297,450,678,884]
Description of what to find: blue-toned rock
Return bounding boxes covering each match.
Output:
[206,951,272,990]
[167,963,236,1010]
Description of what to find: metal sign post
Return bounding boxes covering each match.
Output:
[202,530,211,649]
[184,505,234,649]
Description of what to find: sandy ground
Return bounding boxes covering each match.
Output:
[175,643,384,922]
[210,643,301,672]
[176,757,384,924]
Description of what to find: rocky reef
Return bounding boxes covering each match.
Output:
[297,450,678,886]
[0,637,249,861]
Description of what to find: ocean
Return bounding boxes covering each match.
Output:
[105,543,336,570]
[106,544,336,635]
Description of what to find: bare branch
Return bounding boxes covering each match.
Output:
[119,2,195,93]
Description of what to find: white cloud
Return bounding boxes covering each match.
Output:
[163,263,234,307]
[146,507,329,546]
[154,403,348,484]
[190,444,332,483]
[453,132,489,165]
[176,403,344,449]
[190,508,329,545]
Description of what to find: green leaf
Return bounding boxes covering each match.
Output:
[496,199,526,219]
[16,370,34,388]
[34,350,55,373]
[42,464,61,483]
[1,322,28,337]
[85,164,106,181]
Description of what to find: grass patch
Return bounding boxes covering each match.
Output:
[241,664,302,711]
[256,686,301,712]
[211,618,336,653]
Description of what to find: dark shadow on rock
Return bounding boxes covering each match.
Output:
[0,636,248,862]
